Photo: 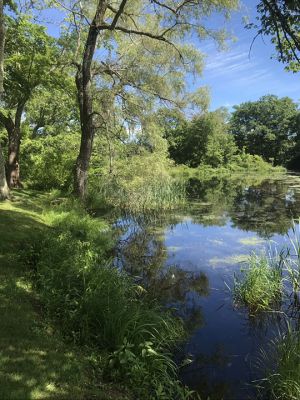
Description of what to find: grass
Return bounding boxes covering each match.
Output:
[251,223,300,400]
[236,225,300,399]
[0,189,191,400]
[0,190,130,400]
[32,198,189,399]
[233,252,283,313]
[258,325,300,400]
[87,176,186,213]
[284,222,300,301]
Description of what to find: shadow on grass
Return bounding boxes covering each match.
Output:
[0,209,46,256]
[0,207,120,399]
[9,189,48,216]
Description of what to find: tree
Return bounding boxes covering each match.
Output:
[0,16,60,187]
[25,82,78,137]
[164,108,237,167]
[57,0,238,199]
[0,0,9,199]
[230,95,300,165]
[251,0,300,72]
[0,140,9,199]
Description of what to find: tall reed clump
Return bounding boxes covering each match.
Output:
[258,324,300,400]
[233,252,283,313]
[27,201,191,399]
[284,222,300,303]
[87,176,186,213]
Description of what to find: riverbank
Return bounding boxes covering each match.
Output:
[0,190,131,399]
[0,190,190,400]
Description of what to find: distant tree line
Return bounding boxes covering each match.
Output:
[163,95,300,170]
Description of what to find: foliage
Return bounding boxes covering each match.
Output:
[107,339,195,400]
[282,221,300,299]
[21,133,80,190]
[0,189,131,399]
[233,252,283,313]
[59,0,239,197]
[172,151,285,183]
[24,199,190,399]
[4,16,60,106]
[259,325,300,400]
[164,108,238,168]
[230,95,300,166]
[249,0,300,72]
[88,149,186,212]
[25,84,79,136]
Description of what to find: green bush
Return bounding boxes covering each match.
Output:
[21,133,79,190]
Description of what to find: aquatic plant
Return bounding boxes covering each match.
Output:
[284,222,300,303]
[87,176,186,213]
[233,252,283,313]
[258,324,300,400]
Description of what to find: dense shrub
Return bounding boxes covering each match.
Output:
[21,133,79,190]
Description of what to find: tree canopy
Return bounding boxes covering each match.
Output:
[230,95,300,166]
[163,108,238,168]
[251,0,300,72]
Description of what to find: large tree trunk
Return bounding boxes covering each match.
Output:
[6,102,24,188]
[0,0,9,199]
[0,0,4,94]
[0,142,9,199]
[74,0,107,200]
[74,66,95,199]
[7,126,21,188]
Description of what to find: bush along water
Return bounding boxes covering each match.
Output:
[25,198,192,399]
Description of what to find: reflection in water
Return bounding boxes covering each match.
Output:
[114,173,300,400]
[115,217,209,333]
[186,174,300,237]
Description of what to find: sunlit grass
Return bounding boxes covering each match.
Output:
[87,178,186,213]
[233,252,283,313]
[284,222,300,301]
[0,189,131,400]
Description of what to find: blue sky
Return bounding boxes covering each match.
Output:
[197,0,300,110]
[39,1,300,111]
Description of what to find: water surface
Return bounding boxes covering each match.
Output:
[115,173,300,400]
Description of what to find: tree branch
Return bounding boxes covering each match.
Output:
[0,109,13,132]
[98,24,184,61]
[110,0,128,29]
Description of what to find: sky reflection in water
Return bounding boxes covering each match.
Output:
[116,174,300,400]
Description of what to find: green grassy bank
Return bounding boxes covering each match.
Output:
[0,190,190,400]
[0,190,131,400]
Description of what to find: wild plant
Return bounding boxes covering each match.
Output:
[233,251,284,313]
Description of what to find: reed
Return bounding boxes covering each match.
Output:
[258,323,300,400]
[233,252,283,313]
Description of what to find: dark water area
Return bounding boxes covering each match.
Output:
[114,173,300,400]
